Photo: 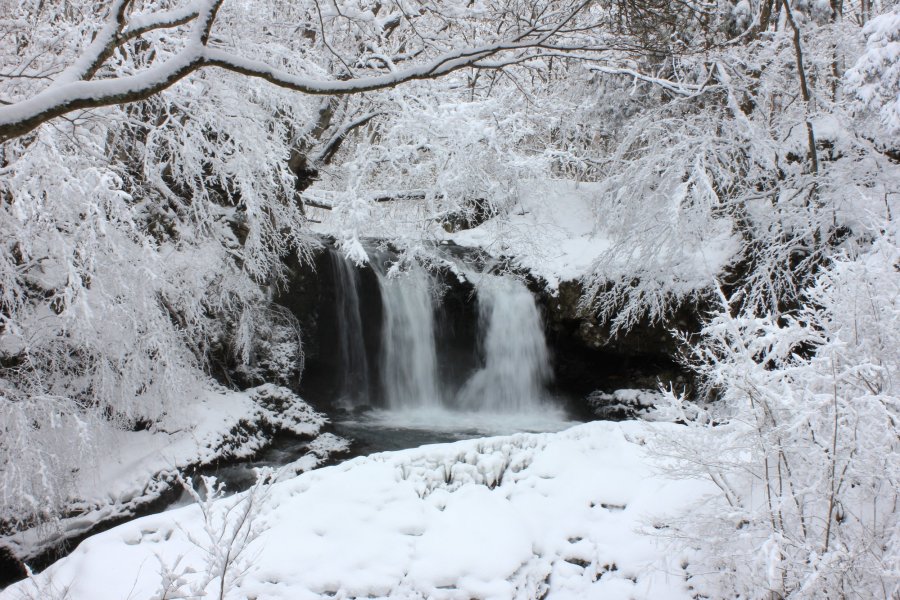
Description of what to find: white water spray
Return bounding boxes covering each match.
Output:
[375,260,442,409]
[329,250,370,406]
[456,274,553,413]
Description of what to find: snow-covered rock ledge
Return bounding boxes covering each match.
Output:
[2,421,713,600]
[0,384,347,572]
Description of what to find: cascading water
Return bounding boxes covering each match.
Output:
[456,274,553,413]
[325,247,574,458]
[374,257,442,410]
[328,249,370,407]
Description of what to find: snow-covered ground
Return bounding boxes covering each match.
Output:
[1,384,347,565]
[2,420,713,600]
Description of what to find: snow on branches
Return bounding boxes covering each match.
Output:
[652,227,900,598]
[0,0,602,143]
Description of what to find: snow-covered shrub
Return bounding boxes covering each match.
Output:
[652,226,899,598]
[313,86,551,250]
[846,7,900,142]
[159,471,272,600]
[0,1,320,532]
[0,391,98,534]
[231,305,305,388]
[579,3,900,333]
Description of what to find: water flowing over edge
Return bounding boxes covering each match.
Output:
[329,245,567,422]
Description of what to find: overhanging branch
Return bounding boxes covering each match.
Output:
[0,0,600,144]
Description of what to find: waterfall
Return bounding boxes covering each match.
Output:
[338,247,558,418]
[456,274,553,413]
[329,250,370,407]
[374,258,442,410]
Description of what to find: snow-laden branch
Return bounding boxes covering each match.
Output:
[0,0,597,143]
[589,65,713,97]
[53,0,206,86]
[0,44,519,142]
[313,111,383,166]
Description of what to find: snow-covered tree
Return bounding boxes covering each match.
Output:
[566,0,900,328]
[653,224,899,598]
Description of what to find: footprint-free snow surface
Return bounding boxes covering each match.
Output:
[3,421,712,600]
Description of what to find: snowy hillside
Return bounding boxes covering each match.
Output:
[1,385,346,566]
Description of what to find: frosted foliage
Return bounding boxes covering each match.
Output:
[457,275,552,413]
[652,226,900,599]
[0,124,288,527]
[846,7,900,139]
[0,1,323,530]
[0,136,202,415]
[326,89,545,231]
[576,5,900,329]
[0,393,98,532]
[232,304,306,388]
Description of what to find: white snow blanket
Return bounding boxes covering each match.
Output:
[1,384,344,563]
[2,421,712,600]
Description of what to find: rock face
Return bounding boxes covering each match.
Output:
[277,243,383,407]
[276,247,328,376]
[585,389,663,421]
[534,279,698,402]
[0,546,26,588]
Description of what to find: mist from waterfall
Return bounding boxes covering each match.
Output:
[456,274,553,413]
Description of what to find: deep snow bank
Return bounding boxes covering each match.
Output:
[1,384,347,568]
[3,421,713,600]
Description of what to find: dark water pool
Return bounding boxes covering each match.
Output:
[168,407,581,508]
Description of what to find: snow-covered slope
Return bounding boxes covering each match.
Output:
[445,180,739,292]
[2,421,713,600]
[1,384,346,565]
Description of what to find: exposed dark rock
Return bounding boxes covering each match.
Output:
[0,544,27,588]
[586,388,661,421]
[276,245,328,372]
[534,278,699,400]
[439,198,494,233]
[288,243,384,408]
[429,257,480,399]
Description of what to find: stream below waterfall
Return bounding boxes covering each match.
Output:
[332,408,579,456]
[166,406,580,512]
